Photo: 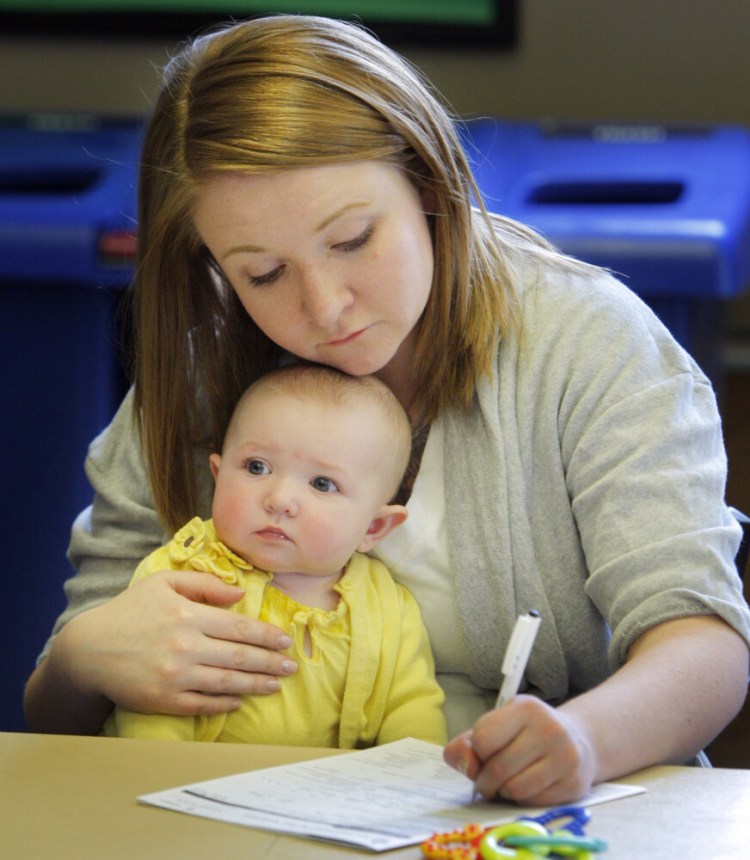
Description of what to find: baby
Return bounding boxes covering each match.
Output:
[104,363,446,747]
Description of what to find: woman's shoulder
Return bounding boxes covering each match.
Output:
[513,253,646,326]
[81,387,164,517]
[487,214,643,321]
[506,250,701,382]
[87,387,138,462]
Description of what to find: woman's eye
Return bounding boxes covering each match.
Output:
[334,225,374,253]
[245,459,270,476]
[311,476,339,493]
[248,266,284,287]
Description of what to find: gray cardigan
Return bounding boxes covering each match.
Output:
[445,265,750,701]
[46,262,750,705]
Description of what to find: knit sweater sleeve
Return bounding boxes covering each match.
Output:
[548,274,750,665]
[446,264,750,698]
[37,389,213,663]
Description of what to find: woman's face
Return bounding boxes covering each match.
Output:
[194,161,434,383]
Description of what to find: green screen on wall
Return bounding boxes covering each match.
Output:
[0,1,517,47]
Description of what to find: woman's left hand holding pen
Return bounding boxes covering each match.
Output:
[443,695,597,806]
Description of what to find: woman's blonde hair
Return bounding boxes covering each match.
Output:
[132,14,574,531]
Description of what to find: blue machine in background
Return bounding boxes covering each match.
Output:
[0,114,140,731]
[462,119,750,383]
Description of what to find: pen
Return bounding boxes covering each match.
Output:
[495,610,541,708]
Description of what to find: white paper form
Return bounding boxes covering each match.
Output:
[139,738,645,852]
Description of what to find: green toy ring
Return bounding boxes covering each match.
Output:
[478,821,550,860]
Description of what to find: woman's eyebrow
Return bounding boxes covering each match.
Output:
[316,201,369,232]
[222,201,370,259]
[223,242,264,259]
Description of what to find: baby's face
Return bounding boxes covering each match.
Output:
[210,388,394,575]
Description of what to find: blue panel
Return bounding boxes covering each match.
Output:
[0,116,139,731]
[462,119,750,299]
[462,119,750,382]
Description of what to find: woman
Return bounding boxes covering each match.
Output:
[25,15,750,805]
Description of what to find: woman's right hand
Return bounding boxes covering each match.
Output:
[24,570,297,734]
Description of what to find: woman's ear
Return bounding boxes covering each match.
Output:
[357,504,409,553]
[209,453,222,482]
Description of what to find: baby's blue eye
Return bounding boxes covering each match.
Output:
[246,460,269,476]
[311,476,339,493]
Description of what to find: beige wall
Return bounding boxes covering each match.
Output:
[1,0,748,123]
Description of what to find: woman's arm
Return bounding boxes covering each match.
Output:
[24,569,296,734]
[444,615,749,805]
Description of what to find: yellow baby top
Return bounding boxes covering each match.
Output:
[104,518,447,748]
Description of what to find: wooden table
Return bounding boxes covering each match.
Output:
[3,731,750,858]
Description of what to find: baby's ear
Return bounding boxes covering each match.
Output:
[209,453,222,482]
[357,504,408,553]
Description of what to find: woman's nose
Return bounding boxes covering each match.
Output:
[299,268,353,328]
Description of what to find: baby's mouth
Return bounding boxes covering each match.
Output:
[257,527,290,541]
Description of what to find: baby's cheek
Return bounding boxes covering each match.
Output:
[308,526,359,571]
[211,491,247,540]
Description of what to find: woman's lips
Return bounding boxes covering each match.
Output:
[325,326,368,347]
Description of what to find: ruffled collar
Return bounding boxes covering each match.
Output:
[168,517,260,586]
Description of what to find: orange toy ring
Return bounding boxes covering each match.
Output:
[420,823,487,860]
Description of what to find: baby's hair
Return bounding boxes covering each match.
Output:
[227,364,413,500]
